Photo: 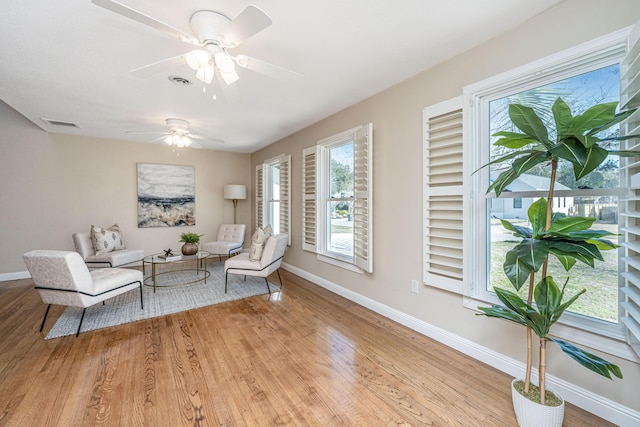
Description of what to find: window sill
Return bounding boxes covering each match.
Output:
[317,254,363,274]
[463,295,640,363]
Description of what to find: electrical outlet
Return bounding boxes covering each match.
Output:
[411,279,419,294]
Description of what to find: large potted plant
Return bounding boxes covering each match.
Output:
[477,97,639,426]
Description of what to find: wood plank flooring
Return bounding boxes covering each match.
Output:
[0,269,615,426]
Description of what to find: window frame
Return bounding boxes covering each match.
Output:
[303,123,373,273]
[256,154,291,244]
[462,27,638,360]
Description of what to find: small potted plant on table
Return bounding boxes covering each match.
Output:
[179,232,203,256]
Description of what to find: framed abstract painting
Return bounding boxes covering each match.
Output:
[137,163,195,227]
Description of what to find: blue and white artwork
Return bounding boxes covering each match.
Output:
[137,163,195,228]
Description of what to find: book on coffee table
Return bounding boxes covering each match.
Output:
[158,254,181,261]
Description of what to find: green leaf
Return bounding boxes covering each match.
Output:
[503,248,532,290]
[550,338,623,380]
[499,219,532,238]
[511,151,552,177]
[477,305,526,326]
[546,240,602,265]
[527,198,548,235]
[550,140,609,180]
[534,276,562,320]
[487,169,518,197]
[585,107,635,136]
[551,253,576,271]
[472,149,544,175]
[570,102,618,136]
[546,216,595,234]
[509,104,552,147]
[553,288,586,323]
[492,131,537,149]
[574,144,609,180]
[552,98,573,139]
[606,148,640,157]
[516,238,550,272]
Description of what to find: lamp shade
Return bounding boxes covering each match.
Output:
[224,185,247,200]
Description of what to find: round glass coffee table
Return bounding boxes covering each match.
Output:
[142,251,211,292]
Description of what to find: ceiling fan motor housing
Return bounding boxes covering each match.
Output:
[190,10,231,46]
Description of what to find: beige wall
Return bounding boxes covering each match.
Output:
[0,101,252,274]
[251,0,640,412]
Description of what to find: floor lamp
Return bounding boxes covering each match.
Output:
[223,185,247,224]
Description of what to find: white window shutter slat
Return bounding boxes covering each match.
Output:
[423,97,465,294]
[354,123,373,273]
[621,20,640,358]
[302,146,317,252]
[279,155,291,245]
[255,164,265,232]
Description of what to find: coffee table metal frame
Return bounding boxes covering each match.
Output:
[142,251,211,292]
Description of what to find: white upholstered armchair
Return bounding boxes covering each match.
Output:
[23,250,144,337]
[224,233,288,295]
[201,223,246,261]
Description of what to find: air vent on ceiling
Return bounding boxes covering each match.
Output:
[168,75,192,85]
[41,118,81,128]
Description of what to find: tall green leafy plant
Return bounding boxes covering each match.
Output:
[477,98,639,404]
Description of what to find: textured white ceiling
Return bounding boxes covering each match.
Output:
[0,0,563,152]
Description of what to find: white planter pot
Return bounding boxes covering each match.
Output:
[511,379,565,427]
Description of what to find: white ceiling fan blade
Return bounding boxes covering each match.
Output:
[92,0,199,44]
[125,130,168,135]
[190,134,225,145]
[234,55,304,85]
[129,54,187,78]
[218,5,272,48]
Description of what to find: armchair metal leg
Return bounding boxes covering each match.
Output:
[264,277,271,295]
[225,271,229,293]
[40,304,52,332]
[76,308,87,337]
[277,269,283,289]
[139,283,144,309]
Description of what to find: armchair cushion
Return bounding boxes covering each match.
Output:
[73,231,144,268]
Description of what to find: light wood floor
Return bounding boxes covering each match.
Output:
[0,269,614,426]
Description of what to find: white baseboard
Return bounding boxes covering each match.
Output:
[0,271,30,283]
[281,263,640,427]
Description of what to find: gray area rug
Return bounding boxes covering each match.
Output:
[45,261,278,339]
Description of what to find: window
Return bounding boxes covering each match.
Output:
[256,154,290,243]
[513,198,522,209]
[463,27,639,351]
[302,123,373,273]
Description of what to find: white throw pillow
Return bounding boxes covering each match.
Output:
[249,227,268,261]
[91,224,126,255]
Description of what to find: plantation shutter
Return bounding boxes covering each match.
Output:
[423,96,465,294]
[255,164,265,231]
[302,146,317,252]
[620,20,640,357]
[279,155,291,245]
[353,123,373,273]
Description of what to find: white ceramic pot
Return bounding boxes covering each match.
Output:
[511,379,565,427]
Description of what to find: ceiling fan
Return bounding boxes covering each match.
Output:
[92,0,303,85]
[126,118,224,149]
